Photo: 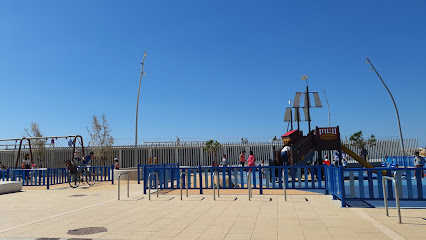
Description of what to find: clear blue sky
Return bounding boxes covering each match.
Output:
[1,0,425,146]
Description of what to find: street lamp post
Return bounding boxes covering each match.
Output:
[366,57,406,156]
[135,50,147,167]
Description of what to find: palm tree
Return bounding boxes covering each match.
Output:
[205,140,221,165]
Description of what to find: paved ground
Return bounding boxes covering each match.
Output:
[1,182,425,240]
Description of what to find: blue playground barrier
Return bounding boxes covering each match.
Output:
[140,164,426,207]
[0,165,114,189]
[137,163,179,185]
[141,165,326,194]
[382,156,416,168]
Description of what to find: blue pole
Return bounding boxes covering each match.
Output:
[339,166,346,207]
[111,165,114,185]
[138,164,141,184]
[47,168,50,190]
[199,165,203,194]
[259,165,263,194]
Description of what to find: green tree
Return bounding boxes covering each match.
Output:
[24,122,46,166]
[205,140,221,164]
[87,114,115,166]
[349,131,376,149]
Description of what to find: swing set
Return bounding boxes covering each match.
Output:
[0,135,85,168]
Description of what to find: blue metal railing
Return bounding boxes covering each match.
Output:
[0,165,114,189]
[137,163,179,185]
[343,167,425,201]
[141,165,327,195]
[383,156,416,167]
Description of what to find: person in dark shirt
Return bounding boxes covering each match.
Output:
[82,152,95,165]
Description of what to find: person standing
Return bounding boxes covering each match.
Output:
[414,151,425,179]
[342,153,348,168]
[248,151,256,169]
[323,155,330,166]
[281,145,291,166]
[221,155,229,167]
[239,150,246,167]
[333,150,340,166]
[360,147,368,162]
[114,158,120,169]
[22,154,31,169]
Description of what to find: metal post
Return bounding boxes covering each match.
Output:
[247,171,252,201]
[283,169,287,201]
[135,50,147,167]
[306,86,311,132]
[212,171,219,200]
[148,172,159,200]
[366,57,406,156]
[382,176,402,223]
[180,171,188,200]
[118,173,129,200]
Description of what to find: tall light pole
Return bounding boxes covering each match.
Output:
[366,57,406,156]
[323,89,331,127]
[135,50,147,167]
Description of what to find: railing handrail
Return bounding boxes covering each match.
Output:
[148,172,159,200]
[382,176,402,223]
[118,173,129,200]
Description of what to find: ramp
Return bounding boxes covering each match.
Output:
[341,145,374,169]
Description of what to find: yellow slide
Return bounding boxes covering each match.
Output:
[341,145,375,169]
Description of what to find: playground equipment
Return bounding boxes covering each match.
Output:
[281,126,375,169]
[0,135,85,168]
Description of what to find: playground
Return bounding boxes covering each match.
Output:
[1,89,425,240]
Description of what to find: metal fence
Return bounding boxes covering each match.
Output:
[0,166,113,189]
[141,165,325,195]
[0,139,419,168]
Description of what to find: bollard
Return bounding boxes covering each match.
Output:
[118,173,129,200]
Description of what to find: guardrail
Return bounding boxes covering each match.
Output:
[0,166,114,189]
[382,176,401,223]
[118,173,129,200]
[148,172,159,200]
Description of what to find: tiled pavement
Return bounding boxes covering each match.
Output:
[0,182,425,240]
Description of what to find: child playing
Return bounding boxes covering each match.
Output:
[114,158,119,170]
[260,160,265,178]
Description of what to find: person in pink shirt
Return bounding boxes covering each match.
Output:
[248,151,255,171]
